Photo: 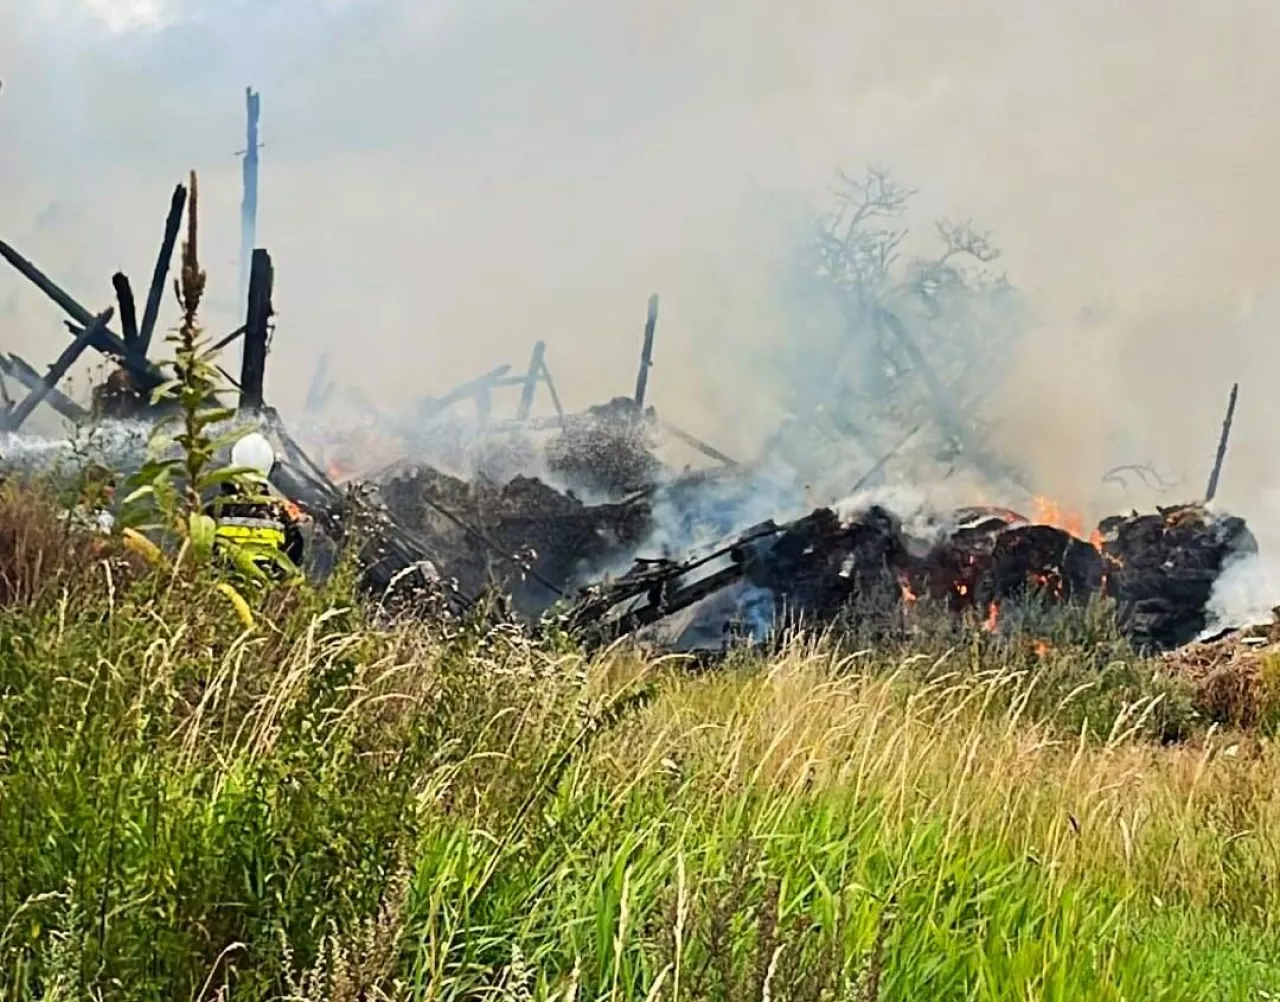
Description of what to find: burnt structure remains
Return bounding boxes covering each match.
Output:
[0,153,1260,657]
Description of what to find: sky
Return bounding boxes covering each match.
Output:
[3,0,1280,531]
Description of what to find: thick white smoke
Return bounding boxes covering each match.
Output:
[4,0,1280,592]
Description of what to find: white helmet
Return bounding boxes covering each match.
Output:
[230,432,276,477]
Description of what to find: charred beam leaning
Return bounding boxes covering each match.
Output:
[239,248,274,412]
[7,309,113,431]
[0,354,90,425]
[137,184,187,357]
[1204,382,1239,503]
[516,340,547,421]
[660,420,739,467]
[0,239,162,389]
[634,293,659,409]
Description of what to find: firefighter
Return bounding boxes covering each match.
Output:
[210,432,307,575]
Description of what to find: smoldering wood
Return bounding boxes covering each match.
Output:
[112,273,139,352]
[137,184,187,357]
[0,354,90,425]
[263,411,475,607]
[516,340,547,421]
[238,248,273,412]
[6,309,113,431]
[1204,382,1239,503]
[634,293,659,409]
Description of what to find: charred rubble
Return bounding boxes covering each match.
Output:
[560,499,1257,655]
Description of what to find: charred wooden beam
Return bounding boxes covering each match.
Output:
[238,248,274,412]
[1204,382,1239,503]
[634,293,659,408]
[112,273,139,352]
[660,420,739,466]
[0,354,90,425]
[516,341,546,421]
[540,357,566,421]
[7,309,112,431]
[210,324,247,354]
[0,239,162,388]
[419,365,512,422]
[137,184,187,357]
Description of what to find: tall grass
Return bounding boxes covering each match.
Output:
[1,486,1279,1000]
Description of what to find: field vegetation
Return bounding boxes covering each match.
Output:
[2,477,1280,1001]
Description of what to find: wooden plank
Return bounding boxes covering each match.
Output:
[634,293,659,408]
[112,273,139,351]
[137,184,187,356]
[8,310,112,430]
[516,341,546,420]
[238,248,273,412]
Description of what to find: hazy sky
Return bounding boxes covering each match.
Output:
[3,0,1280,528]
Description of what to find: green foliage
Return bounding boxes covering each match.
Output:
[1,525,1279,1002]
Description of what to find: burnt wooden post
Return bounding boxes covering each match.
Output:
[1204,382,1239,503]
[7,309,113,430]
[239,87,262,306]
[239,248,273,412]
[516,341,546,420]
[633,293,659,408]
[112,273,139,353]
[137,184,187,357]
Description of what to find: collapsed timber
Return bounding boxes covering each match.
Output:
[0,170,1258,658]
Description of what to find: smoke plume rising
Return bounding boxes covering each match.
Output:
[3,0,1280,572]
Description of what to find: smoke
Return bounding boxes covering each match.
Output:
[4,0,1280,568]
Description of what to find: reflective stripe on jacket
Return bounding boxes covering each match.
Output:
[214,515,287,554]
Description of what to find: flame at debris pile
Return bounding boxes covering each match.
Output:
[562,497,1256,655]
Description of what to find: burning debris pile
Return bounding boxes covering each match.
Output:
[376,462,653,616]
[561,497,1257,655]
[544,397,662,498]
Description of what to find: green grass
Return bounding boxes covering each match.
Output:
[2,484,1280,1000]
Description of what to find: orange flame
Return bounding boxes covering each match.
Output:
[1033,639,1051,658]
[1030,496,1084,539]
[899,574,918,605]
[982,601,999,633]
